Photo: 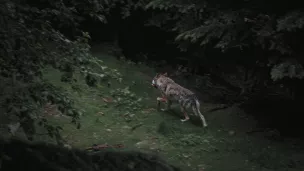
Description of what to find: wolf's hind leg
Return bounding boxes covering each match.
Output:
[192,104,208,127]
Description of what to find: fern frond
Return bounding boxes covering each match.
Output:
[277,11,304,32]
[271,59,304,81]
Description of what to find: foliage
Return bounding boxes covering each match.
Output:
[131,0,304,101]
[271,59,304,81]
[110,86,143,113]
[142,0,304,54]
[0,0,122,142]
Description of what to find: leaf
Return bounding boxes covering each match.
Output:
[67,109,74,116]
[7,122,21,135]
[102,97,113,103]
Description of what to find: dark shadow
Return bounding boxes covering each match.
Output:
[240,98,304,140]
[0,138,181,171]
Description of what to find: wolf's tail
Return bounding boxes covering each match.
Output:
[194,98,208,127]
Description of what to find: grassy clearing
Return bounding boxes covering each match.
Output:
[40,48,304,171]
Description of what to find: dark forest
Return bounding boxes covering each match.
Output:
[1,0,304,171]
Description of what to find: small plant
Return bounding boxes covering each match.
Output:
[110,86,143,113]
[172,134,206,147]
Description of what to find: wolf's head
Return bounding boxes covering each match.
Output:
[151,72,173,89]
[152,72,167,88]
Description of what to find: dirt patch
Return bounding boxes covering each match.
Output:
[135,137,162,152]
[43,103,62,117]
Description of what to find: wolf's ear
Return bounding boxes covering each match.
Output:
[163,72,168,76]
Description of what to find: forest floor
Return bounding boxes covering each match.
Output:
[39,46,304,171]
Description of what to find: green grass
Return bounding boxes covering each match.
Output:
[41,49,304,171]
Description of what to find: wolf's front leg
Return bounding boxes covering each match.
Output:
[161,99,172,112]
[180,106,190,122]
[156,99,161,111]
[156,97,168,111]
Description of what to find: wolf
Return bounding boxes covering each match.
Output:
[151,73,208,127]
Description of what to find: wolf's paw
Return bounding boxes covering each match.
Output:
[180,118,190,122]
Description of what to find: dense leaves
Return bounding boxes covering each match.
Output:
[143,0,304,53]
[0,0,121,141]
[119,0,304,101]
